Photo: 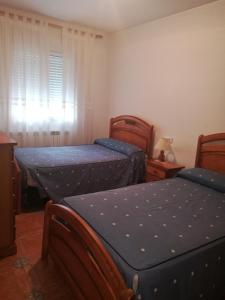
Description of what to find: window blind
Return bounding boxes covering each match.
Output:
[49,52,63,103]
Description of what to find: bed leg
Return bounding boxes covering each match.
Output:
[41,200,52,259]
[120,289,135,300]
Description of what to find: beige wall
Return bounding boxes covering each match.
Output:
[108,0,225,167]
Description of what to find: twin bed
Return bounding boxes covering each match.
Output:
[14,117,225,299]
[41,132,225,300]
[15,115,153,203]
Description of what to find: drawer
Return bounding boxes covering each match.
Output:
[148,166,166,179]
[146,174,161,182]
[12,160,21,214]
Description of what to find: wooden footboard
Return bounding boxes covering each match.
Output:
[42,201,135,300]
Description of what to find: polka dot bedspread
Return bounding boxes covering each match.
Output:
[63,169,225,300]
[15,140,145,202]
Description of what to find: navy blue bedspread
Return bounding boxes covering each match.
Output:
[63,168,225,300]
[15,139,145,202]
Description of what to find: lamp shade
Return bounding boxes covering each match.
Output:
[155,137,173,152]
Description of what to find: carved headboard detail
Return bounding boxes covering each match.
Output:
[110,115,154,158]
[195,132,225,174]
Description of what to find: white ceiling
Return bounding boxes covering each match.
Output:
[0,0,218,32]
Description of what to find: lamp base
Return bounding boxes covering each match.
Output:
[157,150,165,162]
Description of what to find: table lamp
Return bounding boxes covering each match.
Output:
[155,137,173,162]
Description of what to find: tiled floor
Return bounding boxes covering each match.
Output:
[0,211,73,300]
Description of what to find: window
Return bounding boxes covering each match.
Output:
[49,52,63,106]
[10,49,74,127]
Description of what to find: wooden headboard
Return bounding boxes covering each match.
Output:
[109,115,154,158]
[195,132,225,175]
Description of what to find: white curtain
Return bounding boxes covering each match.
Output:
[62,28,95,145]
[0,11,96,147]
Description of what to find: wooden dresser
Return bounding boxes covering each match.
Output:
[0,132,17,258]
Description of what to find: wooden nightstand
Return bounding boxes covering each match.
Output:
[146,159,184,182]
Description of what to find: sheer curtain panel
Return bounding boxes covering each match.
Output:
[62,28,95,144]
[0,10,96,147]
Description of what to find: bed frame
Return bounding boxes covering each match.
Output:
[42,132,225,300]
[16,115,153,212]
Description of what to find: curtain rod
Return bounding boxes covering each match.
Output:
[48,22,103,39]
[0,6,104,39]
